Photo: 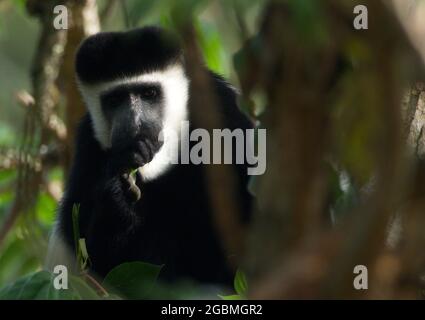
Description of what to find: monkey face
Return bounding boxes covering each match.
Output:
[100,83,165,171]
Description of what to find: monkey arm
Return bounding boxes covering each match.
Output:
[51,114,142,275]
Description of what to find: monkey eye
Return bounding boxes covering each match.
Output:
[140,87,159,100]
[101,90,128,110]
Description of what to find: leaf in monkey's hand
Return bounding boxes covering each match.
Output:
[121,170,142,202]
[130,168,139,177]
[102,262,163,300]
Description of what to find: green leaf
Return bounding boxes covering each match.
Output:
[71,203,90,272]
[0,124,17,146]
[0,271,68,300]
[103,262,163,300]
[234,269,248,297]
[0,168,16,184]
[36,192,56,227]
[47,167,63,182]
[195,19,226,75]
[77,239,91,271]
[0,191,13,220]
[0,236,40,287]
[218,294,243,300]
[169,0,209,32]
[0,271,101,300]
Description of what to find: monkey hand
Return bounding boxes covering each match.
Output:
[104,153,143,204]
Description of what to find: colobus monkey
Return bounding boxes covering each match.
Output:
[47,26,253,286]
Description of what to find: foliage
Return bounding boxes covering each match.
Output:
[0,270,99,300]
[103,262,163,300]
[219,269,248,300]
[0,259,248,300]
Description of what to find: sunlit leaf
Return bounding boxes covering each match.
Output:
[195,19,226,75]
[35,192,56,227]
[0,169,16,185]
[234,268,247,297]
[218,294,243,300]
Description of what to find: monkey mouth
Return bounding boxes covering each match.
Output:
[110,138,163,173]
[129,139,162,168]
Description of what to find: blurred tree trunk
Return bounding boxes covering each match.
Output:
[60,0,99,175]
[0,0,67,248]
[404,83,425,154]
[0,0,100,248]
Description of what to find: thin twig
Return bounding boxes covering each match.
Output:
[82,272,109,297]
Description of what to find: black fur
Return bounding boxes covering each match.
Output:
[56,27,253,286]
[76,27,182,84]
